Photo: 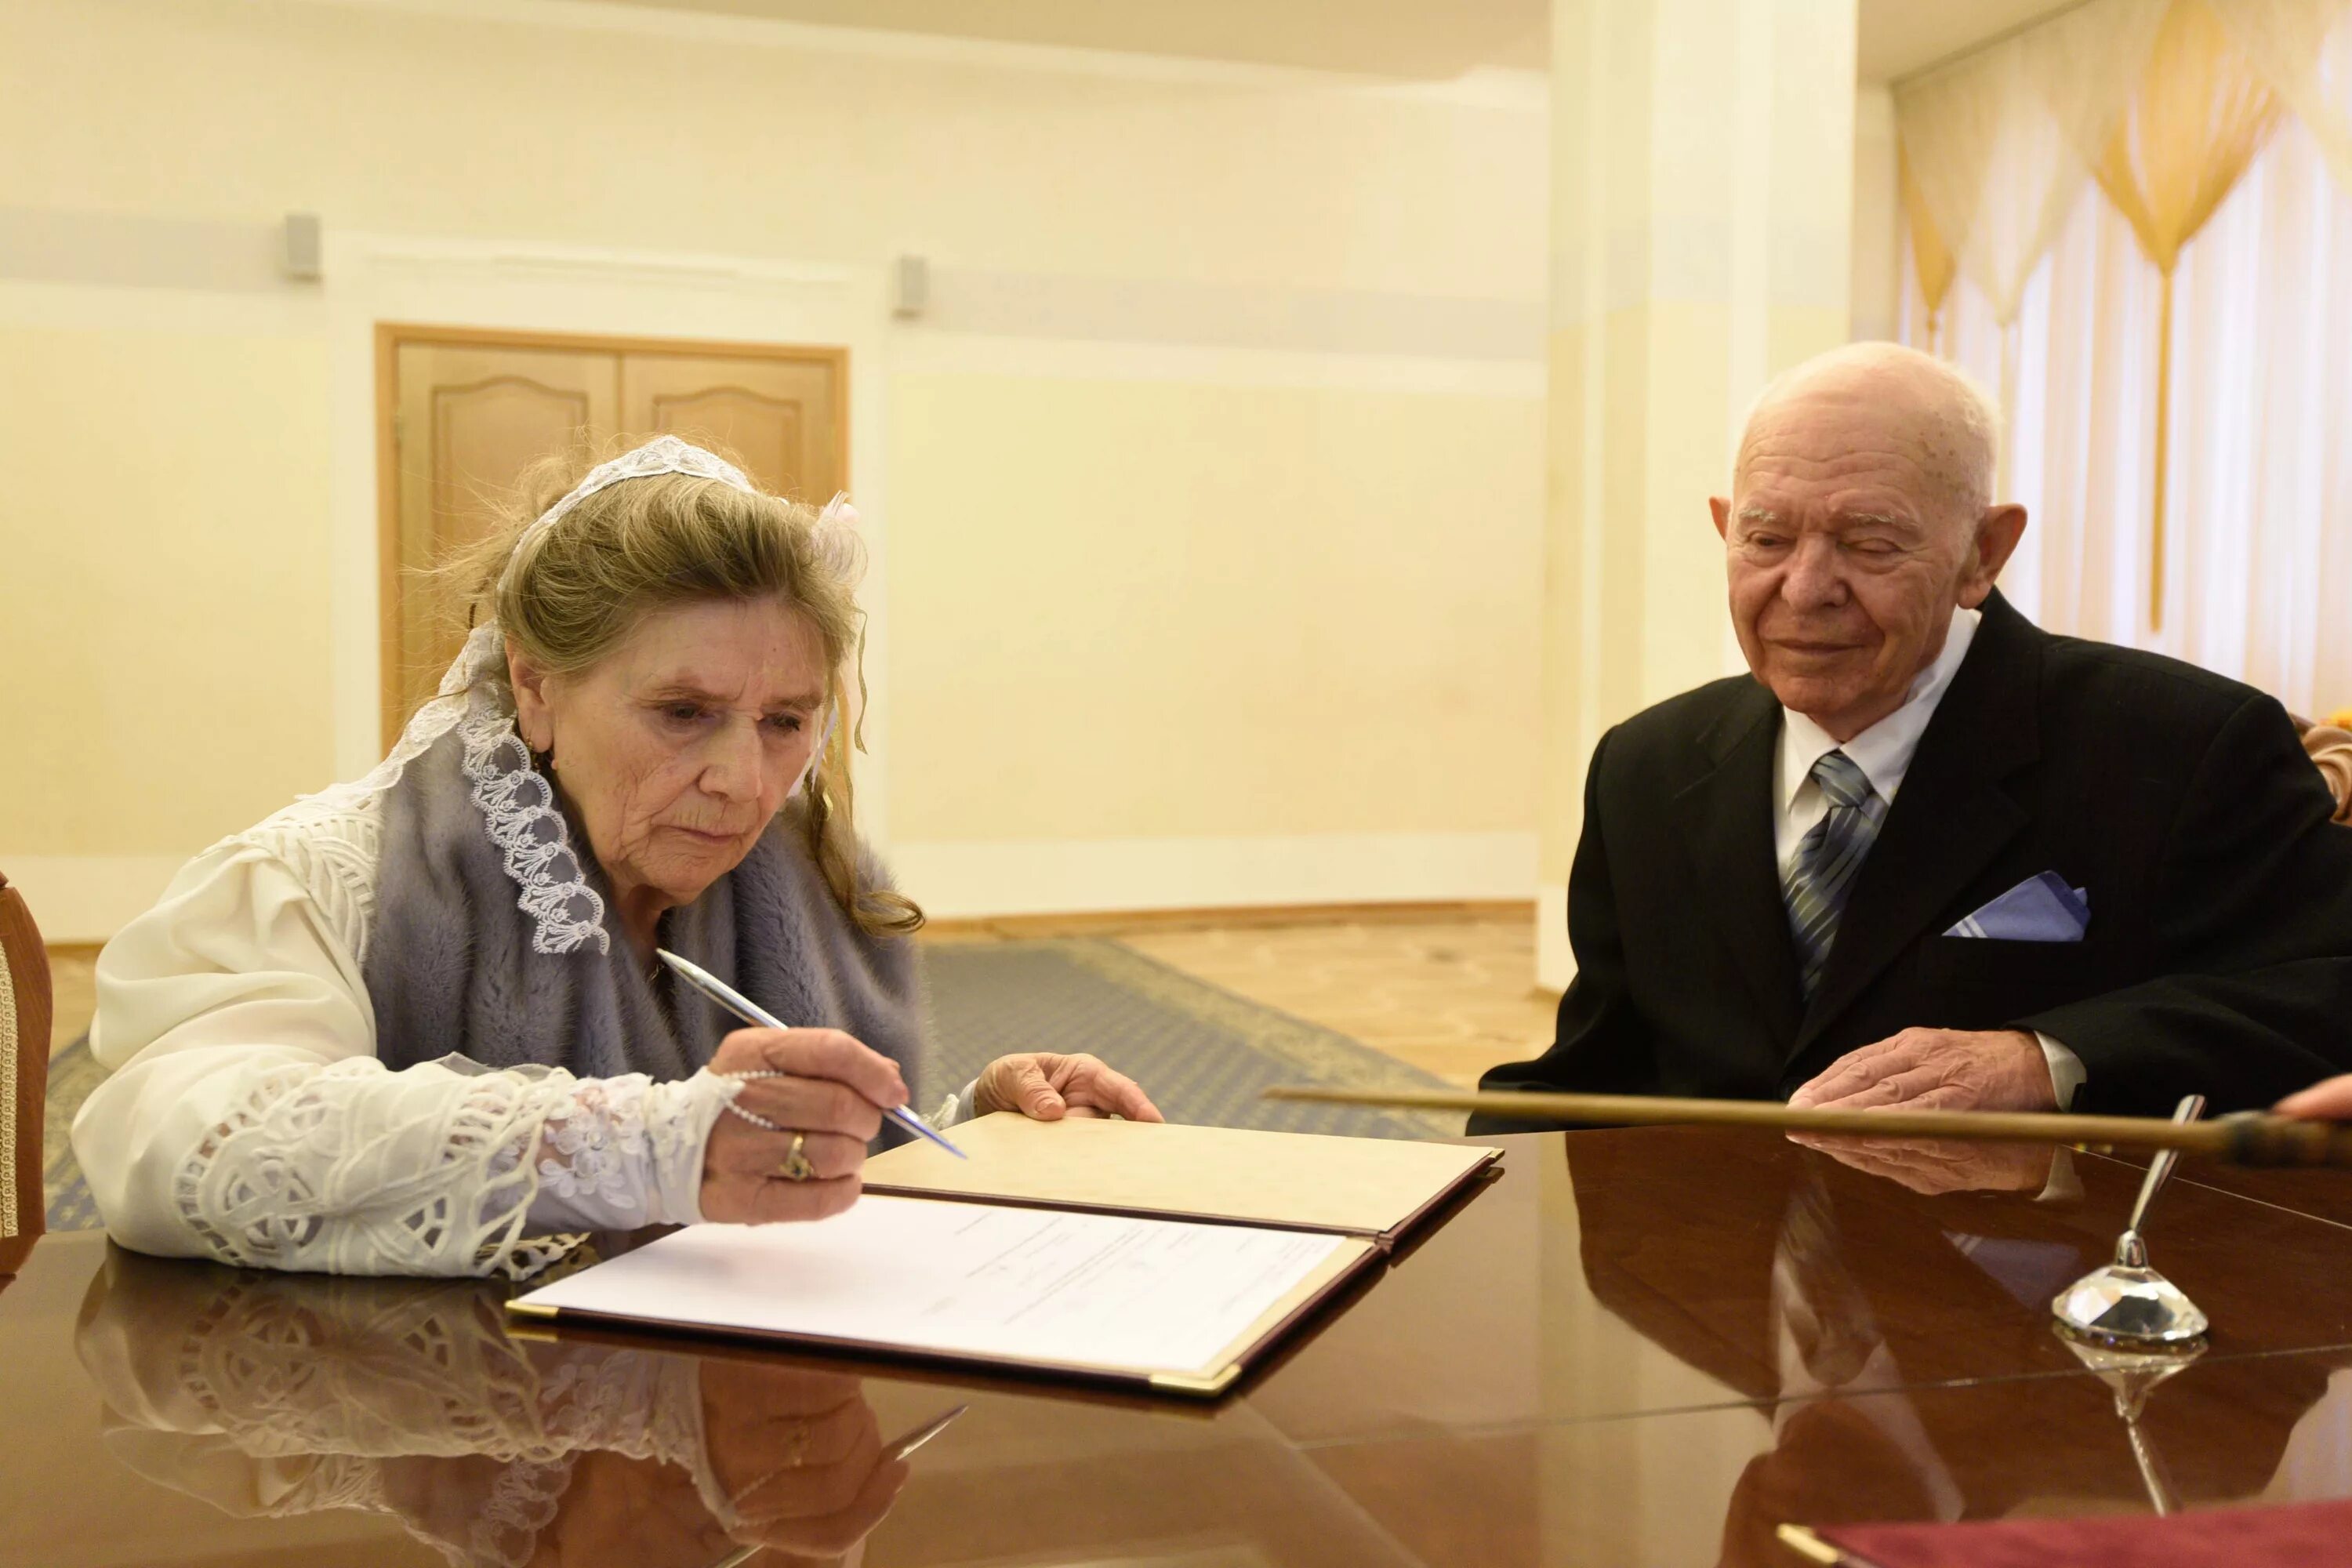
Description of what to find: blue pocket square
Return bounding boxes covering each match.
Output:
[1946,872,2089,942]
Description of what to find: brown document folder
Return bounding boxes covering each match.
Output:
[862,1112,1503,1246]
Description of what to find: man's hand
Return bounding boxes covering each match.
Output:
[973,1052,1163,1122]
[2277,1074,2352,1120]
[1789,1028,2057,1112]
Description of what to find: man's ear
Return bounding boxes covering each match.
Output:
[1711,495,1733,542]
[506,637,557,753]
[1958,503,2028,606]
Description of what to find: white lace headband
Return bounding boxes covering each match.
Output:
[497,434,862,594]
[498,435,751,595]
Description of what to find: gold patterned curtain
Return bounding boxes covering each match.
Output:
[2210,0,2352,198]
[1899,2,2352,716]
[1893,0,2352,631]
[1898,147,1958,349]
[2091,0,2284,626]
[1893,0,2169,494]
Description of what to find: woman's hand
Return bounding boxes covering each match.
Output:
[700,1362,910,1565]
[972,1053,1163,1123]
[700,1028,907,1225]
[2277,1074,2352,1120]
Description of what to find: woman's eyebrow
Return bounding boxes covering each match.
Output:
[644,681,825,710]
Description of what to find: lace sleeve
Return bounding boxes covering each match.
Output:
[173,1058,581,1278]
[521,1070,739,1234]
[169,1059,734,1279]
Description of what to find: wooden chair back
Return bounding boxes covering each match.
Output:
[0,869,52,1274]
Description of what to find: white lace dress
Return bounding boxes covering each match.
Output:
[71,782,958,1279]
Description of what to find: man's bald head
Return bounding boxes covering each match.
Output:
[1736,341,2002,529]
[1711,342,2027,742]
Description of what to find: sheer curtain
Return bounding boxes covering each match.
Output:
[2215,0,2352,191]
[1907,114,2352,716]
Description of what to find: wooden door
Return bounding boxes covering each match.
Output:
[621,354,842,503]
[390,342,618,731]
[381,329,847,746]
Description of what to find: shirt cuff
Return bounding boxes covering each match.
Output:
[2035,1032,2086,1112]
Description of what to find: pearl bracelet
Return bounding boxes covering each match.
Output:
[715,1069,788,1132]
[711,1068,946,1134]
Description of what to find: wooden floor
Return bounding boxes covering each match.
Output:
[45,945,95,1058]
[42,904,1557,1086]
[1124,916,1554,1086]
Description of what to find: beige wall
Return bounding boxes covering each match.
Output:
[0,0,1548,936]
[887,372,1545,842]
[0,317,336,937]
[0,0,1544,299]
[0,322,336,851]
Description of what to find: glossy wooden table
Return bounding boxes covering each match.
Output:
[6,1127,2352,1566]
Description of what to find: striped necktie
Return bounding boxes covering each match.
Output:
[1782,750,1887,1001]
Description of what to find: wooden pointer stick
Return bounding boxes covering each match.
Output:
[1259,1085,2352,1169]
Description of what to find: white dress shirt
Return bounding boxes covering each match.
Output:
[1772,607,2086,1110]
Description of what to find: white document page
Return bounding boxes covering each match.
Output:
[515,1196,1350,1377]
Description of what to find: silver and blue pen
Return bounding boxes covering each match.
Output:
[657,948,967,1160]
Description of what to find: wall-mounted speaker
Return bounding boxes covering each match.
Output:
[281,212,322,281]
[891,254,927,319]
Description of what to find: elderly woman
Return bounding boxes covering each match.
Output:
[74,437,1157,1276]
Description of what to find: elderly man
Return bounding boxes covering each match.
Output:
[1482,342,2352,1120]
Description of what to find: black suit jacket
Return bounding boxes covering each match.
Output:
[1482,593,2352,1118]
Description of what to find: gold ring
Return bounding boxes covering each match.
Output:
[775,1131,818,1183]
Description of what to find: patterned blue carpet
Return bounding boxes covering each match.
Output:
[45,936,1450,1229]
[42,1036,103,1232]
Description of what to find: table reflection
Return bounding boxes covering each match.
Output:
[74,1247,942,1567]
[1784,1132,2072,1196]
[1564,1129,2352,1565]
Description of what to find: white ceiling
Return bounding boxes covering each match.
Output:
[1857,0,2085,82]
[600,0,1551,78]
[591,0,2082,84]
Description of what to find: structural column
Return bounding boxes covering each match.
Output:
[1537,0,1860,987]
